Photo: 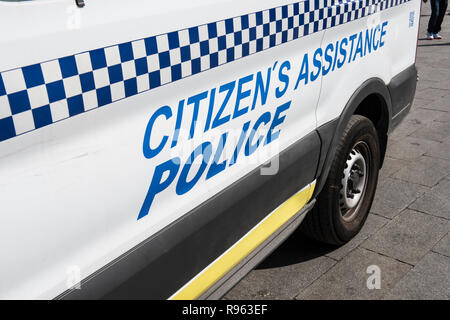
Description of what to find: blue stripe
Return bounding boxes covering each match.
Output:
[0,0,411,142]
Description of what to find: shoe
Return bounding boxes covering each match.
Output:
[433,33,442,39]
[427,32,434,40]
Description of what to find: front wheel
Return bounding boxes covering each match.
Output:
[301,115,380,245]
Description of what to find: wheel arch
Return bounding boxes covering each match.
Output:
[313,78,392,199]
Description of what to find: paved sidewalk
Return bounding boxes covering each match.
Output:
[225,4,450,300]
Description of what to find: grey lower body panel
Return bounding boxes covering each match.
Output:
[388,64,418,132]
[58,130,321,300]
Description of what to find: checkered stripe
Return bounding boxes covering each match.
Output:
[0,0,411,143]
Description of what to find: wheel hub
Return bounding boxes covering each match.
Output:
[340,144,368,220]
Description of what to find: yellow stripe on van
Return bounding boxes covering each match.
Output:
[169,182,316,300]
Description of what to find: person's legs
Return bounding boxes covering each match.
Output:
[428,0,440,34]
[433,0,448,34]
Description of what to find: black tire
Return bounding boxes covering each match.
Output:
[301,115,380,245]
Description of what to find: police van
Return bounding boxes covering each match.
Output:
[0,0,420,299]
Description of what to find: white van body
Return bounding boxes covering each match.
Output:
[0,0,419,299]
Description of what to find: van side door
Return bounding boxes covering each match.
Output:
[0,0,324,299]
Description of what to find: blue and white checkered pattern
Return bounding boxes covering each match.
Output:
[0,0,411,142]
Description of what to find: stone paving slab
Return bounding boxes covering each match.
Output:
[410,121,450,142]
[409,178,450,219]
[383,252,450,300]
[378,157,411,180]
[424,138,450,161]
[392,155,450,187]
[433,112,450,124]
[296,248,411,300]
[432,233,450,257]
[370,177,429,219]
[362,209,450,265]
[324,213,389,261]
[387,137,442,161]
